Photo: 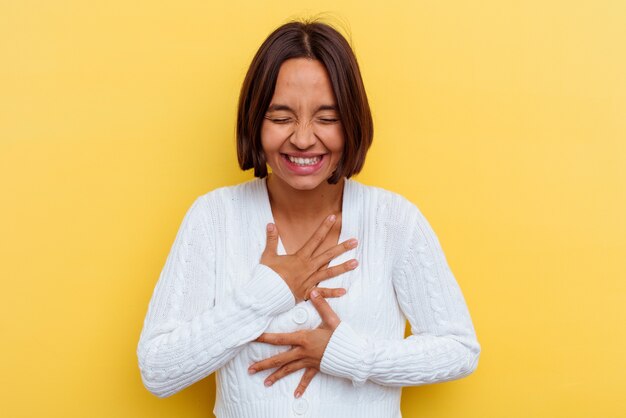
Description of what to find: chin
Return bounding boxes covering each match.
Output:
[285,176,327,191]
[271,171,329,191]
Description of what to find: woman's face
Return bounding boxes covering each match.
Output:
[261,58,344,191]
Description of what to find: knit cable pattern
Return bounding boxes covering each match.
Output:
[137,195,295,398]
[319,194,481,387]
[137,178,480,417]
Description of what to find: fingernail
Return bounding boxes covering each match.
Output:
[248,368,256,374]
[295,391,301,398]
[338,289,346,295]
[267,223,274,232]
[311,289,319,298]
[264,380,272,387]
[328,214,336,222]
[348,238,358,247]
[348,260,358,268]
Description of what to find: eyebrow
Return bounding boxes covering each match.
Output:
[266,104,338,113]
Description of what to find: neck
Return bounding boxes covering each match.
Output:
[266,173,345,222]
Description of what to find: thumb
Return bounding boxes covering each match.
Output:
[263,223,279,256]
[310,289,341,330]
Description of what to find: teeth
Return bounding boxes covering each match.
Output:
[287,155,321,166]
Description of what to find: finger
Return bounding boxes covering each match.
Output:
[309,289,341,329]
[262,223,279,256]
[310,238,358,270]
[248,347,303,374]
[294,368,318,398]
[309,258,359,284]
[297,214,336,258]
[314,287,346,299]
[264,359,308,387]
[255,331,303,346]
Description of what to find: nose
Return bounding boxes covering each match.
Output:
[289,122,317,150]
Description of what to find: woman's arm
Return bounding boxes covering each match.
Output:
[319,200,481,387]
[136,195,295,398]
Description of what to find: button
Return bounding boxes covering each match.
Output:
[292,306,308,324]
[293,397,309,415]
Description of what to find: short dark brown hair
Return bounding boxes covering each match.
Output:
[236,20,373,184]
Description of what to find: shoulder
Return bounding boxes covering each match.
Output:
[348,179,438,256]
[197,178,259,203]
[348,178,425,226]
[185,178,263,227]
[195,178,263,210]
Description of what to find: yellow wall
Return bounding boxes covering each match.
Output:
[1,1,624,417]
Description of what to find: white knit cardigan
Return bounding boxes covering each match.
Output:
[137,177,481,418]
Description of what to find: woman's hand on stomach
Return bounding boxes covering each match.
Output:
[248,289,340,398]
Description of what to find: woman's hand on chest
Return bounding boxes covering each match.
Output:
[260,213,359,303]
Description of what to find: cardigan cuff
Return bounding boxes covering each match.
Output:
[320,321,369,386]
[239,263,295,316]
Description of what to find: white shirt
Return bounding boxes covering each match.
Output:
[137,177,481,418]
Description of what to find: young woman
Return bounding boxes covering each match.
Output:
[137,19,481,418]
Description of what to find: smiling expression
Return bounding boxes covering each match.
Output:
[261,58,345,191]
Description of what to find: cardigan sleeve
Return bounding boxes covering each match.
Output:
[137,195,295,398]
[319,199,480,387]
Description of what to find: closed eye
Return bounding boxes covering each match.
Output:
[265,116,292,124]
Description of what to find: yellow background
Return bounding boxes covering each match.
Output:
[1,1,624,417]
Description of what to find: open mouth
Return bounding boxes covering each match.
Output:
[280,153,326,173]
[282,154,323,166]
